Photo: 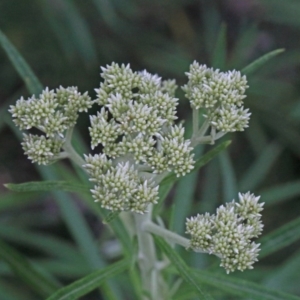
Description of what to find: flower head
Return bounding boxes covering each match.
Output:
[186,192,264,273]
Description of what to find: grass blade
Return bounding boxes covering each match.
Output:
[46,260,128,300]
[193,269,300,300]
[0,239,59,297]
[211,23,227,69]
[0,29,43,95]
[259,216,300,259]
[260,180,300,206]
[5,180,89,194]
[219,150,237,201]
[0,225,84,263]
[154,237,214,300]
[242,49,285,75]
[239,142,283,191]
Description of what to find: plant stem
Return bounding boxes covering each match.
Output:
[192,108,199,139]
[134,207,161,300]
[62,127,86,168]
[143,221,190,248]
[191,118,210,147]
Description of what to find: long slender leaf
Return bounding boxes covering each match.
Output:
[154,237,214,300]
[211,23,227,69]
[0,29,43,95]
[193,269,300,300]
[0,225,84,263]
[239,142,282,191]
[0,239,59,297]
[260,180,300,206]
[46,259,128,300]
[5,180,89,194]
[219,150,237,201]
[259,216,300,259]
[0,192,40,211]
[242,48,285,75]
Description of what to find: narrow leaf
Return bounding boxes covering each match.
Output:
[242,48,285,75]
[259,216,300,259]
[102,211,121,224]
[0,239,59,297]
[260,180,300,206]
[154,237,214,300]
[239,142,282,191]
[4,180,89,194]
[219,150,237,201]
[46,260,128,300]
[211,23,227,69]
[0,29,43,95]
[193,269,300,300]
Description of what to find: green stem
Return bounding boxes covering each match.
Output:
[143,222,190,248]
[134,207,161,300]
[192,108,199,139]
[191,118,210,147]
[62,127,85,168]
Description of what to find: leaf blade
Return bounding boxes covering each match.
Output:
[0,239,59,297]
[46,260,128,300]
[154,237,214,300]
[0,29,43,95]
[242,48,285,75]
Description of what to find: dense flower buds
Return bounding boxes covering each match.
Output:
[90,63,195,179]
[182,62,250,132]
[9,62,252,215]
[186,192,264,273]
[9,86,93,165]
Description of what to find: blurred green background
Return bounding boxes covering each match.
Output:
[1,0,300,299]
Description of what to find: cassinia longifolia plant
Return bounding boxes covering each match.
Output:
[9,61,264,297]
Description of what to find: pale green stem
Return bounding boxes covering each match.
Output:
[191,118,210,147]
[144,221,222,257]
[62,127,85,168]
[143,221,190,248]
[192,108,199,139]
[134,206,162,300]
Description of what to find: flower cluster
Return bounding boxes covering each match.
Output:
[84,154,159,213]
[182,62,250,132]
[9,87,92,164]
[88,63,194,178]
[186,192,264,273]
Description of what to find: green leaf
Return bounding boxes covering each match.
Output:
[154,237,214,300]
[46,260,128,300]
[0,225,84,263]
[239,142,283,191]
[102,211,121,224]
[219,150,237,201]
[242,48,285,75]
[0,192,40,211]
[259,216,300,259]
[0,29,43,95]
[260,180,300,206]
[4,180,89,194]
[0,239,59,297]
[211,23,227,69]
[193,269,300,300]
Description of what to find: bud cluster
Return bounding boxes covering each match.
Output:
[9,87,93,164]
[89,63,194,178]
[186,192,264,273]
[182,62,250,132]
[84,154,159,213]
